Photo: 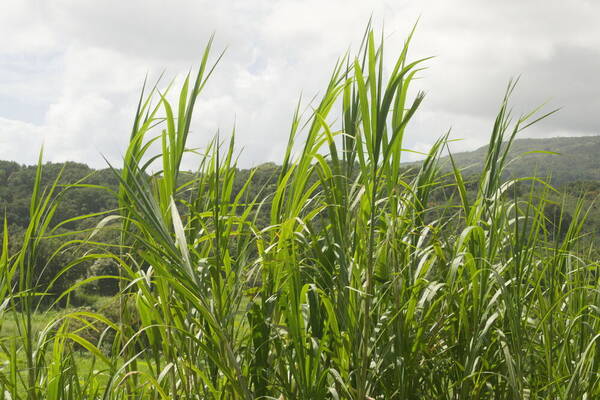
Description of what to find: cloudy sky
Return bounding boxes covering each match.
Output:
[1,0,599,168]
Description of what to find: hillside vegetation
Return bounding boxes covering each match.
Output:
[4,135,600,294]
[441,135,600,186]
[3,135,600,234]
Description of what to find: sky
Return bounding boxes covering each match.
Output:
[1,0,599,169]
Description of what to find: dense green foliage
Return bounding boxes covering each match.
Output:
[439,135,600,186]
[3,140,600,302]
[0,161,118,228]
[0,161,281,299]
[1,29,599,399]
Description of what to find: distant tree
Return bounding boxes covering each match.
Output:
[544,203,572,240]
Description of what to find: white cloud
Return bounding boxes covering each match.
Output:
[1,0,599,169]
[0,117,45,165]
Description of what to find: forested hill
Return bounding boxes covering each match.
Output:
[2,135,600,231]
[441,135,600,185]
[1,137,600,299]
[0,160,119,229]
[0,160,280,231]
